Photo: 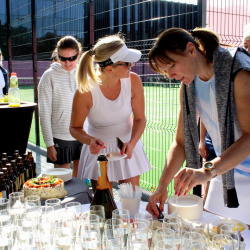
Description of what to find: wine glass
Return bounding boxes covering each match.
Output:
[65,202,82,220]
[155,239,176,250]
[45,198,62,221]
[0,198,10,210]
[134,213,153,247]
[127,232,149,250]
[182,231,208,249]
[8,192,25,225]
[89,205,105,233]
[102,228,124,248]
[153,228,176,249]
[0,221,14,249]
[0,209,10,226]
[25,195,41,207]
[220,224,241,250]
[212,234,234,249]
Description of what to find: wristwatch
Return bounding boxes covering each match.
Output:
[203,161,217,178]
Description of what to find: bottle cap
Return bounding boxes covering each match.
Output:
[97,155,108,161]
[11,72,17,77]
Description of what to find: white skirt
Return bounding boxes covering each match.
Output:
[77,136,151,182]
[204,172,250,224]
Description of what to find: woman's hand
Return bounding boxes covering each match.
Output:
[122,141,135,159]
[89,138,105,154]
[199,142,208,160]
[47,146,57,162]
[146,187,168,218]
[174,168,211,196]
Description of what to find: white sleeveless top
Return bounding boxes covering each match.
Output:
[195,75,250,177]
[195,75,250,223]
[78,76,151,182]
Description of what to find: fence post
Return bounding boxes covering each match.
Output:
[31,0,40,146]
[89,0,94,48]
[6,0,12,74]
[197,0,207,27]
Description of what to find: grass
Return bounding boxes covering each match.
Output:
[20,84,181,195]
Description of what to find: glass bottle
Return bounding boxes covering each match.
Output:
[17,157,25,187]
[8,72,20,107]
[11,159,20,191]
[0,173,9,199]
[22,154,31,180]
[91,155,117,220]
[6,163,16,193]
[28,151,36,177]
[1,153,7,160]
[1,167,13,194]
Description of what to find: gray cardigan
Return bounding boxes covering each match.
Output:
[182,46,250,207]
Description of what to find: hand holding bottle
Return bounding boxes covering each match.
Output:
[89,138,106,154]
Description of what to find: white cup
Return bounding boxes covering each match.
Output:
[121,197,141,219]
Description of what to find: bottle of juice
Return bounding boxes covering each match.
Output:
[8,72,20,107]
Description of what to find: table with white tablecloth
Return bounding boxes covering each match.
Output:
[82,201,250,249]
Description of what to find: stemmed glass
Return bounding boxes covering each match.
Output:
[25,195,41,207]
[0,221,14,249]
[135,213,153,247]
[89,205,105,233]
[212,234,234,249]
[65,202,82,220]
[153,228,176,249]
[0,198,10,210]
[8,192,25,225]
[45,198,62,221]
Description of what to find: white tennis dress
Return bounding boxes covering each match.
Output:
[77,77,151,182]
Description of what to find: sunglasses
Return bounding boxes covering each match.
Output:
[58,53,78,62]
[50,57,58,61]
[115,62,131,70]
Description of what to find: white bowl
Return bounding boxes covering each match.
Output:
[43,168,72,182]
[167,194,203,220]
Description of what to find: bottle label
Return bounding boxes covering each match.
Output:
[0,191,7,198]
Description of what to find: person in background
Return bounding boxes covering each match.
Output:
[0,49,8,98]
[146,28,250,224]
[243,23,250,53]
[70,34,151,193]
[38,36,83,177]
[50,48,59,64]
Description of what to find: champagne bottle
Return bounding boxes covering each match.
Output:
[91,155,117,220]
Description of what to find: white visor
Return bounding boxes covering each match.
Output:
[110,44,141,63]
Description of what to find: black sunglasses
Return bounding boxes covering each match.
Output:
[50,57,58,61]
[58,53,78,62]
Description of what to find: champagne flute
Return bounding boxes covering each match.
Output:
[0,209,10,226]
[155,239,176,250]
[25,195,41,207]
[182,231,208,249]
[0,221,14,249]
[65,202,82,220]
[220,224,241,250]
[90,205,105,233]
[0,198,9,210]
[135,213,153,247]
[153,228,176,249]
[212,234,234,249]
[8,192,25,225]
[45,198,62,221]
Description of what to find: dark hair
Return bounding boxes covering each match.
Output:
[149,27,220,74]
[56,36,82,54]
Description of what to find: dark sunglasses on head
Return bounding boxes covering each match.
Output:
[58,53,78,62]
[115,62,131,70]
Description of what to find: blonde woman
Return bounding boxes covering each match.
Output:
[70,34,151,193]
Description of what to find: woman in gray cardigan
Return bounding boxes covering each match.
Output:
[146,28,250,224]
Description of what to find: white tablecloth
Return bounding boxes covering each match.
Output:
[82,201,250,249]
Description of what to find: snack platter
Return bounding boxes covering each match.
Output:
[23,176,67,199]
